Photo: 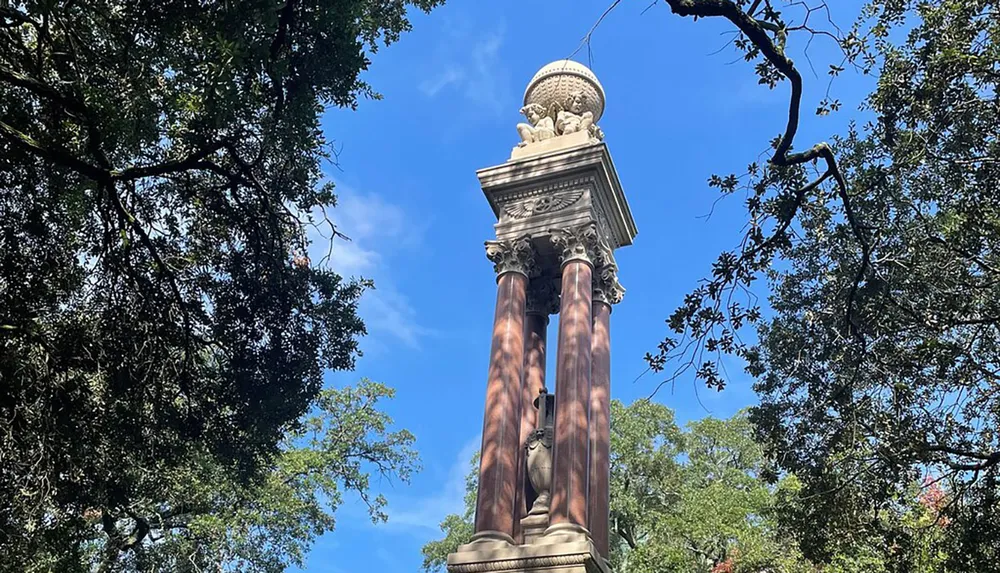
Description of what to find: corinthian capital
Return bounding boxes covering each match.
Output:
[549,222,600,268]
[525,278,560,316]
[593,267,625,306]
[485,235,537,278]
[592,239,625,305]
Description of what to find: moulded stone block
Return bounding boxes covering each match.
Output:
[477,142,636,276]
[446,537,610,573]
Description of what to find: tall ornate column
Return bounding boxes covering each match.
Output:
[514,279,559,543]
[588,249,624,559]
[472,236,536,544]
[546,223,599,538]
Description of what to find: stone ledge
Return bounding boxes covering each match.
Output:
[446,538,609,573]
[510,130,594,161]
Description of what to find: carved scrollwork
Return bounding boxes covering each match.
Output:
[592,239,625,305]
[593,272,625,306]
[549,222,600,268]
[485,235,536,279]
[502,189,584,220]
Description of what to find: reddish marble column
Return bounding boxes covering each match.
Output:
[588,300,612,557]
[548,258,593,530]
[473,270,529,541]
[513,310,548,542]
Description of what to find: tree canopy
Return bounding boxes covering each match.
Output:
[0,0,439,568]
[634,0,1000,567]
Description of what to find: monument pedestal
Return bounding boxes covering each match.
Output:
[446,537,610,573]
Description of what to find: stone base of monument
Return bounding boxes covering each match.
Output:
[446,529,610,573]
[520,513,549,545]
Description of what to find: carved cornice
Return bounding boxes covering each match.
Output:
[525,278,560,316]
[485,235,537,279]
[447,552,596,573]
[549,222,600,268]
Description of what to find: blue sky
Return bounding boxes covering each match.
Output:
[299,1,873,571]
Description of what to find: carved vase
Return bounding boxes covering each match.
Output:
[525,427,553,515]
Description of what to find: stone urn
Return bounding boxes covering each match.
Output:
[525,427,553,515]
[525,390,556,515]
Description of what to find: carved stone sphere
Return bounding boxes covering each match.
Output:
[523,60,605,123]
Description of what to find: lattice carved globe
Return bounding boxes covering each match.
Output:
[523,60,605,123]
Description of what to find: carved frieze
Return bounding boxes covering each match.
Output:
[502,189,584,220]
[494,177,593,220]
[485,235,537,278]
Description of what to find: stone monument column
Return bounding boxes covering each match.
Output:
[472,236,536,544]
[448,59,636,573]
[588,254,624,558]
[514,280,558,543]
[547,224,599,536]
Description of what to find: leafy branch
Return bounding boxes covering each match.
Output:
[641,0,872,391]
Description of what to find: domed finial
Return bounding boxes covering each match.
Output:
[514,60,606,153]
[524,60,605,121]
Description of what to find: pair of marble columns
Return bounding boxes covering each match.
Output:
[473,223,623,558]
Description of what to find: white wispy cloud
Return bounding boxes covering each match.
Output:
[363,287,435,350]
[307,182,434,349]
[385,435,480,532]
[419,21,510,116]
[420,66,464,97]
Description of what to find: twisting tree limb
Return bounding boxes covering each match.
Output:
[0,119,105,179]
[662,0,870,338]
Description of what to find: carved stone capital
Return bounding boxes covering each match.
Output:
[525,278,560,316]
[549,222,600,268]
[593,270,625,306]
[592,243,625,306]
[485,235,536,279]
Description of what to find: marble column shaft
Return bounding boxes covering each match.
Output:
[474,270,529,539]
[513,310,548,542]
[549,259,593,528]
[588,300,612,557]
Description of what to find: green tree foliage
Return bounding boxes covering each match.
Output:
[608,401,810,573]
[76,379,414,572]
[638,1,1000,566]
[0,0,439,568]
[419,452,477,573]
